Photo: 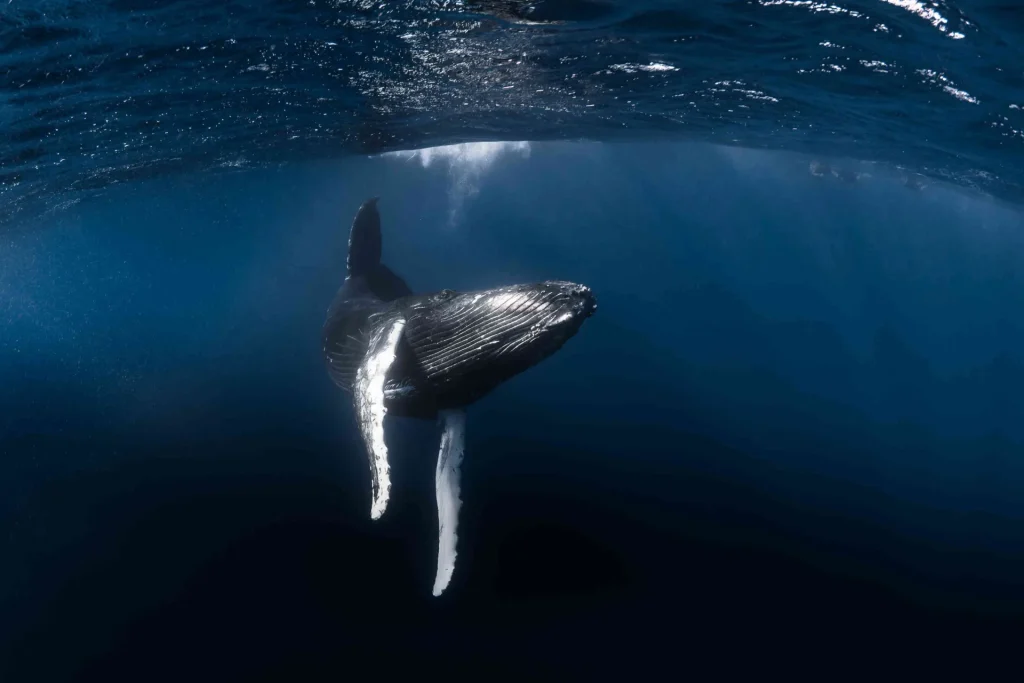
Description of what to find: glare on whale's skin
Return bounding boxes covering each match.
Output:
[321,197,595,595]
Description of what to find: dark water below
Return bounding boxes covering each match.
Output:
[2,0,1024,223]
[4,142,1024,679]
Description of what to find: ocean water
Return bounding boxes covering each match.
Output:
[3,2,1024,681]
[3,0,1024,220]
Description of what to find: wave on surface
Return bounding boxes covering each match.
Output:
[2,0,1023,223]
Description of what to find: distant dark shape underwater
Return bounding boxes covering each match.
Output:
[321,198,596,595]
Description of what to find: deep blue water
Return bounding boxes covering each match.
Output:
[4,1,1024,681]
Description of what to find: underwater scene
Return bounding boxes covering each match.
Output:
[3,1,1024,680]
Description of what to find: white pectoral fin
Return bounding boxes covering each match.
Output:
[433,409,467,597]
[353,316,406,521]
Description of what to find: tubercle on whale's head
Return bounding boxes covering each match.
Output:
[543,280,596,319]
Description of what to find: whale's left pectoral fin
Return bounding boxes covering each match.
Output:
[433,409,467,597]
[354,315,407,521]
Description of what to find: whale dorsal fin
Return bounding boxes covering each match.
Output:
[354,314,407,520]
[347,198,413,301]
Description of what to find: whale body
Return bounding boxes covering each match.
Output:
[322,198,596,595]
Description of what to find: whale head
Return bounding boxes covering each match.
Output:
[401,280,596,405]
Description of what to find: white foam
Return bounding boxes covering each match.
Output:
[432,408,466,596]
[609,62,678,73]
[916,68,979,104]
[879,0,963,38]
[758,1,864,18]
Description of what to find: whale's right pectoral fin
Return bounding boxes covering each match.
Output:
[354,315,407,520]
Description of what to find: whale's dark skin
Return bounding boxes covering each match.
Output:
[322,198,597,420]
[321,197,595,593]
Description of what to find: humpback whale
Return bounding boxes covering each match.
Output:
[322,198,596,596]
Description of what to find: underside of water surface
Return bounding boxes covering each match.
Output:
[2,0,1024,222]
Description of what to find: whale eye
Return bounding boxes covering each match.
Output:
[439,289,455,300]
